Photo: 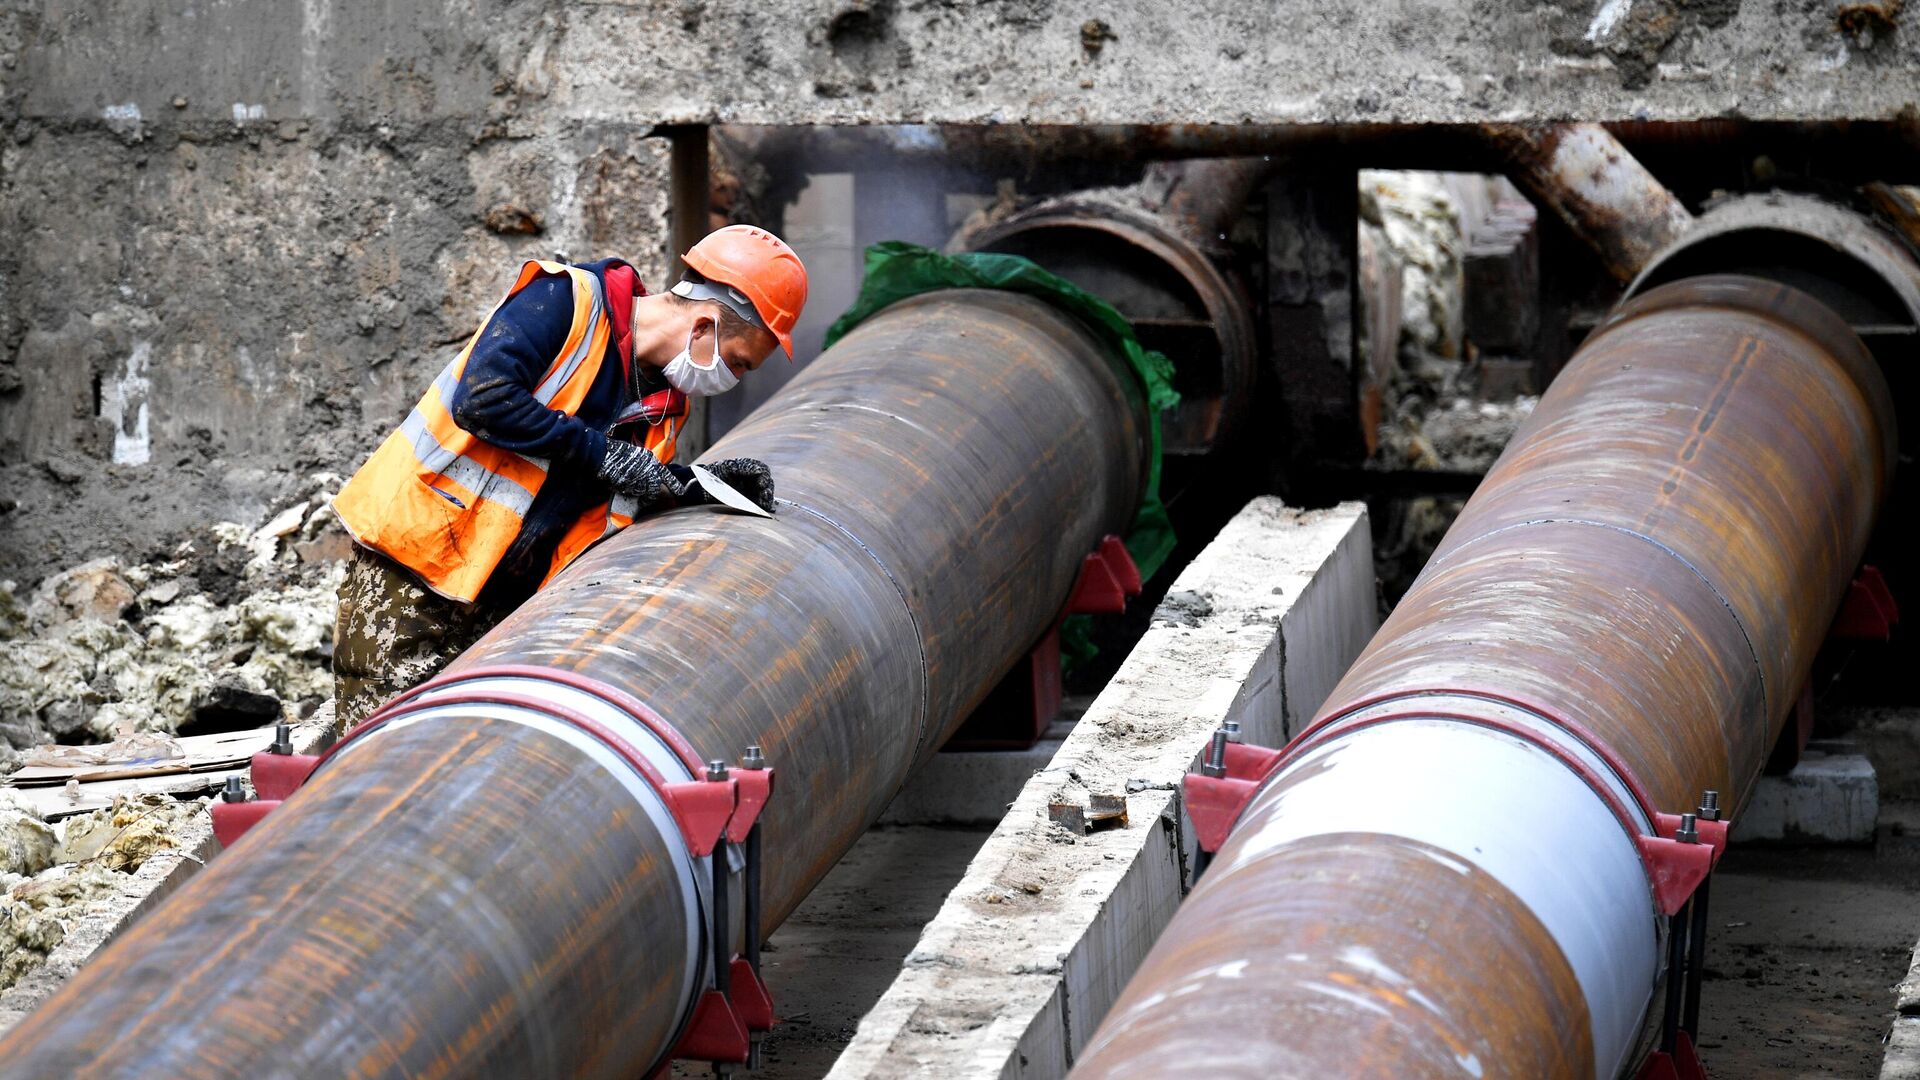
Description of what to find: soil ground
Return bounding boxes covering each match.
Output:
[1697,800,1920,1079]
[672,824,994,1079]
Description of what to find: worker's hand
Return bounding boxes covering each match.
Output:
[598,442,685,507]
[691,457,776,514]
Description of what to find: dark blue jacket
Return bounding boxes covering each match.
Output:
[445,259,669,607]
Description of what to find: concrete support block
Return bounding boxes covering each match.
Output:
[1883,1018,1920,1080]
[1732,749,1879,844]
[826,499,1376,1080]
[1882,930,1920,1078]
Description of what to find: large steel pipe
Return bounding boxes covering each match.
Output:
[1074,275,1895,1079]
[0,288,1149,1078]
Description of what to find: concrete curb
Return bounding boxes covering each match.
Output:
[825,498,1375,1080]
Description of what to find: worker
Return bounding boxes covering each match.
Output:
[328,225,808,730]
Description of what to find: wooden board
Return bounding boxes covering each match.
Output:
[10,767,240,821]
[7,727,278,787]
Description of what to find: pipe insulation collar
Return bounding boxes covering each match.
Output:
[323,670,714,1041]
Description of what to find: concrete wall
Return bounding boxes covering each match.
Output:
[0,2,676,581]
[3,0,1914,581]
[19,1,1919,128]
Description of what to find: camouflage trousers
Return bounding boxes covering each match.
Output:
[331,547,508,733]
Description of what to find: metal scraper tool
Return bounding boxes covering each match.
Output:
[689,463,774,518]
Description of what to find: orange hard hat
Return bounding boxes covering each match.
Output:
[682,225,809,359]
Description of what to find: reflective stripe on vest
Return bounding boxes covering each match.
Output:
[332,260,625,604]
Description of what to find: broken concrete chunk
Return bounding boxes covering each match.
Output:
[137,579,184,607]
[36,457,85,487]
[27,559,137,630]
[0,794,55,877]
[1155,589,1215,628]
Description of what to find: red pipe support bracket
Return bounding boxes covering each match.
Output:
[1184,742,1287,853]
[1831,565,1899,641]
[948,533,1142,750]
[249,751,320,802]
[1184,775,1261,854]
[1066,534,1143,616]
[1636,1030,1709,1080]
[667,992,750,1065]
[209,800,279,849]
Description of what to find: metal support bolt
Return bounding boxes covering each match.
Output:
[1698,790,1720,822]
[1222,720,1242,743]
[222,776,246,803]
[1201,728,1229,778]
[271,722,294,756]
[706,759,729,782]
[741,745,766,770]
[1677,811,1699,845]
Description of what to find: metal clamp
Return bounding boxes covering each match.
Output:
[663,747,778,1077]
[209,722,319,847]
[1637,791,1726,1080]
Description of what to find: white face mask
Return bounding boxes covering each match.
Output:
[661,322,740,397]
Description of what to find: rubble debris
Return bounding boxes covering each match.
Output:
[1360,170,1464,362]
[0,793,207,990]
[0,478,349,766]
[1376,395,1538,473]
[1360,172,1544,606]
[53,794,204,870]
[1361,171,1539,474]
[27,560,137,627]
[0,793,55,878]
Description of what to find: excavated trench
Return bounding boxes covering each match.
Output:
[3,127,1920,1080]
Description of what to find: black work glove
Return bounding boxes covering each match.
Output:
[597,442,684,510]
[688,457,776,515]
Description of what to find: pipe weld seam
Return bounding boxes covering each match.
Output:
[777,498,934,757]
[323,679,713,1022]
[1441,517,1768,717]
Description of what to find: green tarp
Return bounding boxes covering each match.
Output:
[823,242,1181,670]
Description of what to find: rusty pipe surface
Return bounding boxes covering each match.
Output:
[954,158,1265,455]
[0,288,1148,1079]
[1073,274,1895,1080]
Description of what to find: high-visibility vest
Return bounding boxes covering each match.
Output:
[333,260,682,604]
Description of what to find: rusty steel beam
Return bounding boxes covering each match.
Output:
[1484,121,1696,283]
[0,288,1151,1079]
[1073,274,1896,1079]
